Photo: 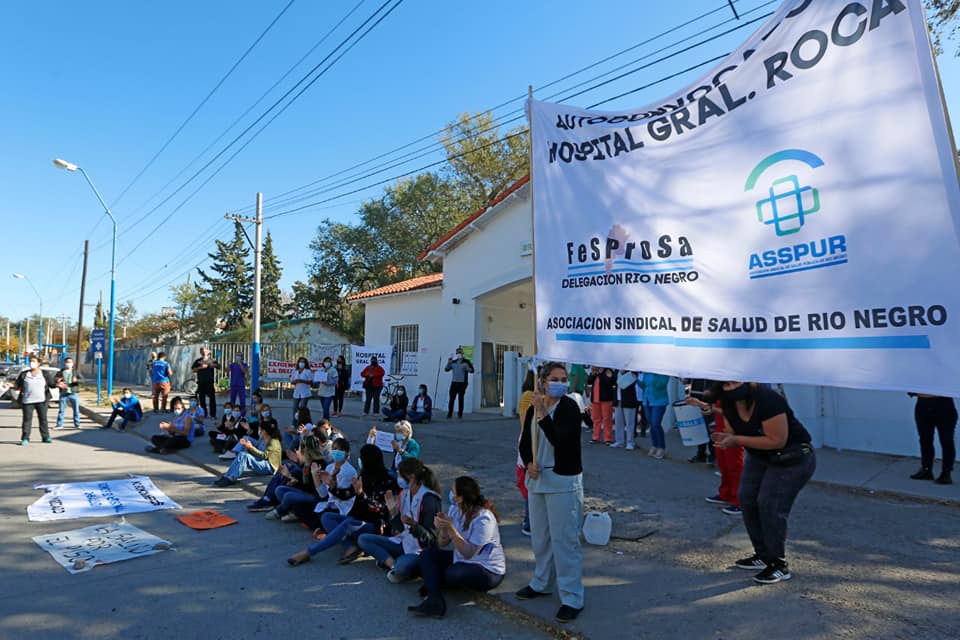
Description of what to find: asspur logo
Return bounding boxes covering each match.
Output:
[745,149,847,280]
[745,149,823,237]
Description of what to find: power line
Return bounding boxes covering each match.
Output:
[248,0,775,216]
[111,0,402,265]
[117,0,367,237]
[110,0,298,209]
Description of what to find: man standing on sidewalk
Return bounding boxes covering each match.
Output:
[192,347,219,419]
[151,352,173,413]
[15,355,52,445]
[445,347,474,419]
[55,356,83,429]
[228,352,248,417]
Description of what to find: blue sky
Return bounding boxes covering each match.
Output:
[3,0,959,324]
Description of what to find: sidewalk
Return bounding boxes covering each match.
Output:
[70,384,960,639]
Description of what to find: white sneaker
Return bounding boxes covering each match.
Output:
[281,513,300,523]
[609,442,623,449]
[647,447,657,456]
[265,509,281,520]
[625,444,635,451]
[386,569,406,584]
[218,451,237,460]
[653,448,666,459]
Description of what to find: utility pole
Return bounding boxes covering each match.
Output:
[76,240,88,368]
[225,192,263,398]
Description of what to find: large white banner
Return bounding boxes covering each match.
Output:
[27,476,182,522]
[530,0,960,395]
[33,521,173,574]
[350,345,392,391]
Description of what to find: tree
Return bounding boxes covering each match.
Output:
[116,301,137,336]
[93,299,107,330]
[260,231,284,323]
[196,222,252,331]
[440,111,528,208]
[927,1,959,56]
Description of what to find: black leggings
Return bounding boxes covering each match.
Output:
[420,548,503,597]
[916,397,957,472]
[334,385,346,413]
[151,434,191,451]
[197,382,217,419]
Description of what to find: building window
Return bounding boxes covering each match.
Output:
[390,324,419,374]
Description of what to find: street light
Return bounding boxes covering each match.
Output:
[12,273,42,360]
[53,158,117,396]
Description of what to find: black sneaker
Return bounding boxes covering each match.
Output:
[555,605,582,623]
[515,585,551,600]
[688,453,707,463]
[934,471,953,485]
[247,500,274,512]
[910,468,934,480]
[753,561,791,584]
[735,554,767,570]
[705,494,727,505]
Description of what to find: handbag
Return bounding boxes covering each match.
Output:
[767,442,812,466]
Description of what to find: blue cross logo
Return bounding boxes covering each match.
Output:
[745,149,825,237]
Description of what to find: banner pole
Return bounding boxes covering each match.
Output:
[527,85,539,465]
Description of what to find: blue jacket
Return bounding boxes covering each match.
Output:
[114,395,143,422]
[639,373,670,407]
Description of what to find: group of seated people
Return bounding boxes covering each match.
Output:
[382,384,434,424]
[206,403,504,618]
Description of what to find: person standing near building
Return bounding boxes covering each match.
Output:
[639,372,671,459]
[586,366,616,444]
[55,356,83,429]
[445,347,474,419]
[361,356,385,416]
[192,347,219,420]
[333,355,349,417]
[15,355,52,445]
[909,393,956,485]
[228,353,248,416]
[612,369,639,450]
[517,362,584,623]
[290,356,314,422]
[314,356,338,420]
[151,352,173,414]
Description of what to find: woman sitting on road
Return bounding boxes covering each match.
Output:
[383,386,409,421]
[147,396,195,453]
[187,396,206,436]
[392,420,420,470]
[260,433,330,520]
[358,458,441,583]
[287,443,396,566]
[283,407,314,453]
[407,385,433,423]
[105,388,143,431]
[408,476,506,618]
[213,417,282,487]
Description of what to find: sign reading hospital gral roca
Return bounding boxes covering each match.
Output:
[530,0,960,395]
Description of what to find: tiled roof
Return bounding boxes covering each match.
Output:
[417,174,530,261]
[346,272,443,302]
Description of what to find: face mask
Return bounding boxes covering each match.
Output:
[30,361,39,370]
[394,433,405,442]
[547,381,569,398]
[324,362,332,369]
[456,355,463,361]
[123,393,132,400]
[419,389,426,396]
[357,458,363,472]
[298,362,305,370]
[190,401,197,408]
[725,384,751,402]
[262,411,271,418]
[370,361,377,367]
[323,428,332,438]
[65,362,73,369]
[398,389,406,396]
[448,489,455,504]
[174,408,184,416]
[331,450,347,463]
[397,477,410,490]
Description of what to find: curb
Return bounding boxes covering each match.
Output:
[475,592,588,640]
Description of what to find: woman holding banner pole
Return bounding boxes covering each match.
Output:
[517,362,584,623]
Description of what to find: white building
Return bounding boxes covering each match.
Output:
[350,176,936,459]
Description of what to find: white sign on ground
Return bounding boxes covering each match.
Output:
[33,520,173,574]
[529,0,960,395]
[27,476,181,522]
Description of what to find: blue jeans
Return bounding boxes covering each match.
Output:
[383,408,406,421]
[318,396,333,420]
[408,410,430,423]
[274,485,318,515]
[230,386,246,415]
[420,548,504,597]
[357,533,422,577]
[225,451,274,480]
[645,403,667,449]
[308,513,378,556]
[57,393,80,427]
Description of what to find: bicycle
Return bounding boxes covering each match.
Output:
[381,374,405,406]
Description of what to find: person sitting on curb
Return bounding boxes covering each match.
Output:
[213,419,282,487]
[250,432,331,514]
[146,396,194,453]
[187,397,206,437]
[358,457,441,583]
[407,385,433,423]
[284,437,359,539]
[105,388,143,431]
[383,386,409,421]
[407,475,506,619]
[287,443,396,566]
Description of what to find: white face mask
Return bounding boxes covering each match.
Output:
[65,362,73,369]
[30,361,40,370]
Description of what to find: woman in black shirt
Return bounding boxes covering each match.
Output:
[706,382,815,585]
